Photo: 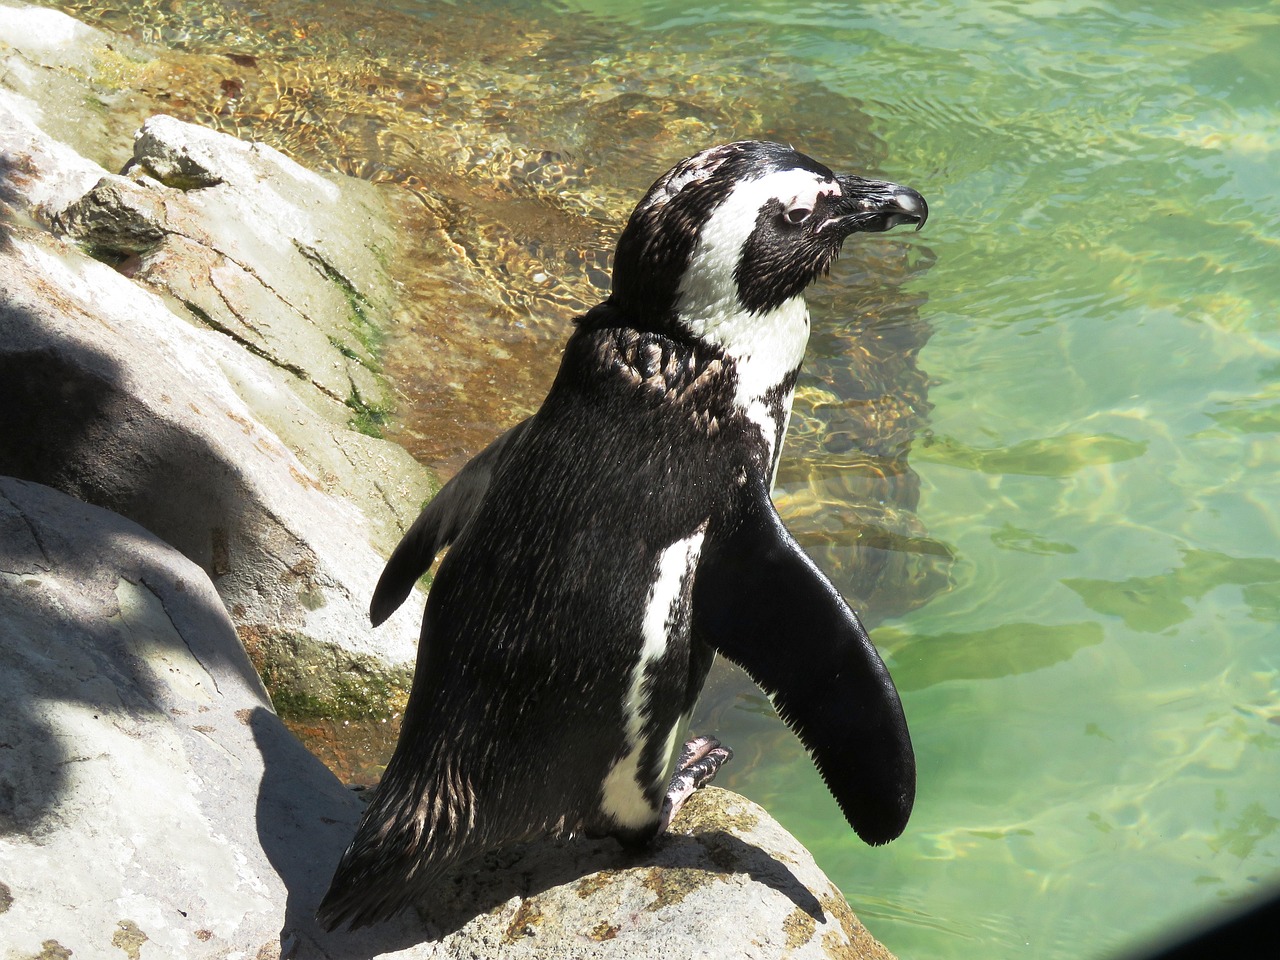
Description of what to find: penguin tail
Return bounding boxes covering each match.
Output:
[316,824,456,931]
[316,859,403,932]
[317,756,484,930]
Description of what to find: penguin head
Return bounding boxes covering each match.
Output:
[609,141,926,333]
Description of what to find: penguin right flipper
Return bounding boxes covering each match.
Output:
[692,474,916,846]
[369,418,531,626]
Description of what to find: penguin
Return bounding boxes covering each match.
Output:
[318,140,927,931]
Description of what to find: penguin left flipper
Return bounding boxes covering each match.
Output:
[369,418,531,625]
[692,474,916,846]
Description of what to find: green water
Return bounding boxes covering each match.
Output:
[39,0,1280,956]
[557,2,1280,957]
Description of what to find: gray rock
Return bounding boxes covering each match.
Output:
[51,173,169,254]
[0,477,893,960]
[51,113,393,421]
[0,4,157,193]
[0,216,424,715]
[0,477,358,958]
[0,79,110,222]
[1,15,437,716]
[415,787,898,960]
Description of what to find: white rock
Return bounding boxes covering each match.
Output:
[0,4,96,54]
[2,35,435,711]
[0,89,107,215]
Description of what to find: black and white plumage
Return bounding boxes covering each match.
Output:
[318,141,927,931]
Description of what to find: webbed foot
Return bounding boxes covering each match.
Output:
[658,734,733,833]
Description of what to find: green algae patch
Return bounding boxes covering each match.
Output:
[574,869,622,899]
[641,865,723,913]
[239,626,411,722]
[27,941,72,960]
[588,919,620,941]
[111,920,148,960]
[674,786,762,837]
[820,893,897,960]
[345,383,394,439]
[502,898,544,943]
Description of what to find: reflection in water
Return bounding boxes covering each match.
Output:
[1065,549,1280,633]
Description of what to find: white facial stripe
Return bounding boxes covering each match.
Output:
[600,529,707,829]
[671,169,823,474]
[676,168,837,338]
[787,175,842,209]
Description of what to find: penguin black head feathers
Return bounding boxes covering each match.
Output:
[607,140,927,326]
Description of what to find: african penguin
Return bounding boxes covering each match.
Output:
[318,140,927,930]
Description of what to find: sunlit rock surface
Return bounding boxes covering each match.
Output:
[1,6,437,717]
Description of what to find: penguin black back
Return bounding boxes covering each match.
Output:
[318,141,927,931]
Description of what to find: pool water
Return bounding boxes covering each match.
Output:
[40,0,1280,957]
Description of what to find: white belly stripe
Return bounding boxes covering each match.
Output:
[600,529,706,828]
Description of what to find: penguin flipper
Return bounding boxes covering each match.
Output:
[369,418,531,626]
[692,475,916,845]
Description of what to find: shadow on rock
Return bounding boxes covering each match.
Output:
[250,705,438,959]
[251,699,826,959]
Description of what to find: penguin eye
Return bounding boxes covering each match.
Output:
[783,205,813,226]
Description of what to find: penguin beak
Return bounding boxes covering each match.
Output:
[828,176,928,236]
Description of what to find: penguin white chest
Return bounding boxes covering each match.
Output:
[599,528,706,829]
[725,296,809,472]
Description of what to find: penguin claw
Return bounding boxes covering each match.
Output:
[658,735,733,833]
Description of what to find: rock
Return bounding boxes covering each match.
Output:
[0,76,111,222]
[0,3,157,185]
[0,477,894,959]
[0,477,359,958]
[419,787,897,960]
[50,111,396,436]
[0,215,423,717]
[1,12,437,718]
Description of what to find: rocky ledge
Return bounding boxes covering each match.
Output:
[1,5,434,720]
[0,5,897,959]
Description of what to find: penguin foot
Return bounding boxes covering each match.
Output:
[658,735,733,833]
